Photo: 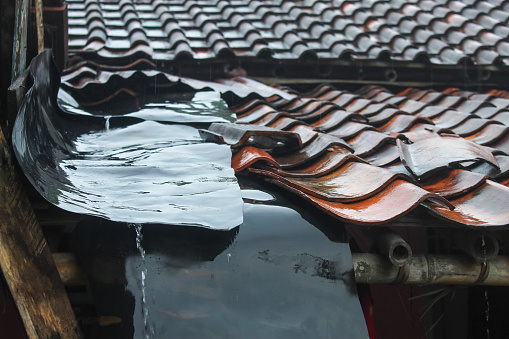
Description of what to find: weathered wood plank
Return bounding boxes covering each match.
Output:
[0,128,82,339]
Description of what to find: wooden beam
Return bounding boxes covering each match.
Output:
[0,128,82,338]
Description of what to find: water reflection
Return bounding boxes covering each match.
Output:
[72,179,368,339]
[59,89,236,124]
[12,51,243,230]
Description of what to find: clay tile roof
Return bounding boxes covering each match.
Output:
[66,0,509,66]
[224,80,509,227]
[61,66,509,228]
[57,0,509,229]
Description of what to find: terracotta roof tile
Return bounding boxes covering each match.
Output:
[276,179,453,226]
[249,161,414,202]
[425,181,509,227]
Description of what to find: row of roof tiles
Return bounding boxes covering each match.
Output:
[67,0,509,65]
[61,66,509,228]
[213,80,509,227]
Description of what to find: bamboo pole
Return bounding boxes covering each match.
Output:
[453,230,499,263]
[52,252,509,287]
[353,253,509,286]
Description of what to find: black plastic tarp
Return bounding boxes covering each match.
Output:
[12,50,243,230]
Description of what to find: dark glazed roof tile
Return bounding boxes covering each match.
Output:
[272,133,353,169]
[200,123,302,152]
[361,143,401,166]
[255,151,365,178]
[451,119,502,137]
[288,125,319,146]
[328,121,377,140]
[468,154,509,179]
[310,111,368,132]
[66,0,509,65]
[376,115,433,133]
[347,130,395,157]
[430,110,477,129]
[465,124,509,145]
[397,135,499,179]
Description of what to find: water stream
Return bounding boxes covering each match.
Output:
[129,223,154,339]
[482,233,490,339]
[105,115,111,131]
[485,288,490,339]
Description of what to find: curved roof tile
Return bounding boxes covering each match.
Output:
[66,0,509,65]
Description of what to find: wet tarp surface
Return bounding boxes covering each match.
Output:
[12,50,243,230]
[72,178,369,339]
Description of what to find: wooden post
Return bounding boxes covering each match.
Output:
[34,0,44,53]
[11,0,30,83]
[6,69,30,131]
[0,128,82,338]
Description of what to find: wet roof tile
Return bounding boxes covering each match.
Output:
[231,146,280,173]
[424,181,509,227]
[397,135,499,179]
[251,160,414,202]
[63,66,509,228]
[65,0,509,66]
[199,122,302,152]
[272,133,353,169]
[419,169,488,198]
[275,179,453,226]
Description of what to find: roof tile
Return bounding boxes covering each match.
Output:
[65,0,509,65]
[425,181,509,227]
[279,179,453,225]
[62,66,509,228]
[397,135,499,179]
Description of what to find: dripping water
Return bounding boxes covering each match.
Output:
[105,115,111,131]
[485,288,490,339]
[481,232,490,339]
[129,223,154,339]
